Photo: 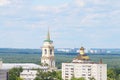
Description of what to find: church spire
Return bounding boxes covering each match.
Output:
[44,28,53,42]
[47,28,50,41]
[41,27,56,69]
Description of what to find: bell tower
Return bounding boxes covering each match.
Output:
[41,29,56,69]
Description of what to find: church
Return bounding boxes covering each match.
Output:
[41,29,56,70]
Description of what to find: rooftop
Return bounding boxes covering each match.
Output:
[1,63,48,70]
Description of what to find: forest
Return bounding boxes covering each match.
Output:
[0,52,120,69]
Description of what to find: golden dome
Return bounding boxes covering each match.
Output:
[80,47,84,50]
[74,54,90,60]
[73,47,90,61]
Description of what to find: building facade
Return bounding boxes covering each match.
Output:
[20,70,37,80]
[41,30,56,69]
[62,47,107,80]
[0,61,8,80]
[0,70,8,80]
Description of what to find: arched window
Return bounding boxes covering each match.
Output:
[50,49,52,55]
[45,49,47,54]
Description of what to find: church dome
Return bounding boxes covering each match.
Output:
[80,47,84,50]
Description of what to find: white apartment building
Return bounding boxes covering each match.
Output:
[0,70,8,80]
[62,47,107,80]
[0,61,8,80]
[20,70,37,80]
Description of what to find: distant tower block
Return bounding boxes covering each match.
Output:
[41,29,56,69]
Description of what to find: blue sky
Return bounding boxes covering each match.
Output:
[0,0,120,49]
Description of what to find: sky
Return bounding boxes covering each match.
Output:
[0,0,120,49]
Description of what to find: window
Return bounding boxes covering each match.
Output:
[45,49,47,54]
[71,68,74,70]
[65,73,69,75]
[50,49,52,55]
[65,76,68,78]
[82,74,86,76]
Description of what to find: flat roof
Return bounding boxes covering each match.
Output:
[1,63,48,70]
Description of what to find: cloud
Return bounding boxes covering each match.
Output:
[75,0,85,7]
[74,0,116,8]
[80,13,100,26]
[110,10,120,16]
[34,6,49,12]
[33,3,69,13]
[89,0,107,5]
[0,0,11,6]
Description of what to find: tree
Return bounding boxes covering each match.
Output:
[34,69,63,80]
[107,68,116,80]
[118,74,120,80]
[8,67,23,80]
[16,77,23,80]
[55,71,63,80]
[107,68,120,80]
[114,68,120,80]
[89,77,96,80]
